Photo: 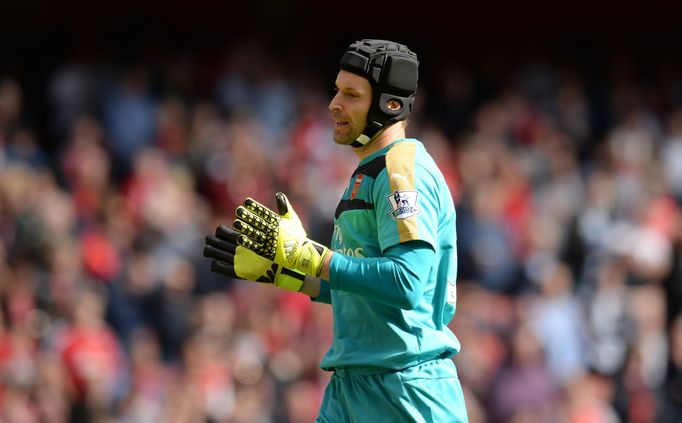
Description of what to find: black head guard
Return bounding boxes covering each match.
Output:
[339,39,419,147]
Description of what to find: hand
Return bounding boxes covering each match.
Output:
[233,192,330,277]
[203,224,306,292]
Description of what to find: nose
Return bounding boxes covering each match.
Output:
[329,93,342,113]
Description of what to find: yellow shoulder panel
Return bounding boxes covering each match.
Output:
[385,142,420,242]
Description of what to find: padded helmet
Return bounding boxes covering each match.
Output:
[339,39,419,147]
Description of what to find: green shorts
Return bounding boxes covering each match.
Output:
[316,358,468,423]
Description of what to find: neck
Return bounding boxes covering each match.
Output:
[354,123,406,161]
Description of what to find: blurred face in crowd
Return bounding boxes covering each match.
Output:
[329,70,372,145]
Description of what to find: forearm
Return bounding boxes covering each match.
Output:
[300,250,332,301]
[327,241,434,309]
[300,250,334,303]
[302,277,332,304]
[300,275,321,298]
[320,249,333,281]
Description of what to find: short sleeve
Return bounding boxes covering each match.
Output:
[373,142,439,253]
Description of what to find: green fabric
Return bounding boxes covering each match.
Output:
[322,139,460,371]
[330,241,434,309]
[314,280,332,304]
[316,358,468,422]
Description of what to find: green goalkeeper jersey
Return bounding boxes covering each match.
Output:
[320,138,460,371]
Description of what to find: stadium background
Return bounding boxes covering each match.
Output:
[2,2,682,422]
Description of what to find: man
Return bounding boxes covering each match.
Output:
[204,39,468,422]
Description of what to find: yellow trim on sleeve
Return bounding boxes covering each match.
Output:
[385,142,420,243]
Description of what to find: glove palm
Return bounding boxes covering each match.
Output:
[233,193,330,277]
[203,224,306,292]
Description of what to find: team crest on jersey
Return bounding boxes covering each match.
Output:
[350,174,364,200]
[387,190,419,220]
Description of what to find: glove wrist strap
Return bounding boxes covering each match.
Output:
[277,267,306,292]
[297,240,330,277]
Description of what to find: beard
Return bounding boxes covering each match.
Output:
[332,127,359,145]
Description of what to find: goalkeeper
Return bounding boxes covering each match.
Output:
[203,39,468,422]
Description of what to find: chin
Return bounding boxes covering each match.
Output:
[333,133,355,145]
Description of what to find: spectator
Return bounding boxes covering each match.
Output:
[1,36,681,422]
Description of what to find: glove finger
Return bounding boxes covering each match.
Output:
[203,244,236,263]
[210,259,239,278]
[235,206,276,232]
[275,192,289,216]
[244,198,280,225]
[204,234,237,254]
[233,219,269,244]
[275,191,302,223]
[237,234,275,261]
[215,224,241,243]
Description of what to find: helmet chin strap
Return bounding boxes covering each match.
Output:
[350,119,383,149]
[350,135,372,149]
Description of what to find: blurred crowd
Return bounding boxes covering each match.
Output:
[1,42,682,423]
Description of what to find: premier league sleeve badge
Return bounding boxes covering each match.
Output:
[386,190,420,220]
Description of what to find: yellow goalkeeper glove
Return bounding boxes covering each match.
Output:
[203,224,306,292]
[232,192,330,278]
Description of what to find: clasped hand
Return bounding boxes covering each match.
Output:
[232,192,330,278]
